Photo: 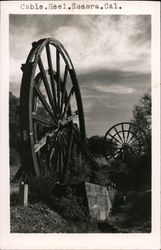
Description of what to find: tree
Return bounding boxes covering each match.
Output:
[9,92,20,148]
[87,136,104,156]
[9,92,21,165]
[130,92,151,190]
[131,92,151,139]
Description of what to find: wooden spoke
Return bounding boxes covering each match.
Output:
[60,111,78,127]
[46,44,58,113]
[56,141,61,175]
[108,132,122,145]
[131,147,140,153]
[72,126,99,171]
[62,137,68,153]
[56,49,60,111]
[38,57,56,116]
[57,134,63,176]
[49,147,54,168]
[58,149,62,177]
[60,65,68,113]
[54,140,59,174]
[131,145,141,153]
[121,123,126,143]
[62,131,68,146]
[61,138,68,174]
[59,136,64,177]
[126,123,132,143]
[111,147,120,156]
[127,128,139,144]
[66,110,78,121]
[129,137,139,146]
[113,127,124,144]
[49,131,59,169]
[64,129,73,183]
[130,146,140,152]
[62,87,74,119]
[105,140,121,152]
[32,112,55,127]
[33,82,57,124]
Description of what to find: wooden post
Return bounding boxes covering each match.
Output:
[18,182,28,207]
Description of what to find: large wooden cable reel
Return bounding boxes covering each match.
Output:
[20,38,86,183]
[103,122,148,162]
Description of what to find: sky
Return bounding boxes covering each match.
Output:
[9,15,151,137]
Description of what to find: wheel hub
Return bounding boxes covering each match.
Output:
[58,119,62,130]
[121,143,130,150]
[58,119,70,130]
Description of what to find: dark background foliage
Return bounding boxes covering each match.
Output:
[9,92,21,165]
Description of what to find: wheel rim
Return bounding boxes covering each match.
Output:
[20,38,86,182]
[103,122,148,161]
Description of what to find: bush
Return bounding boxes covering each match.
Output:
[28,171,56,202]
[108,154,151,191]
[28,171,89,222]
[10,192,19,206]
[10,147,20,166]
[68,154,92,185]
[87,136,104,156]
[49,195,89,222]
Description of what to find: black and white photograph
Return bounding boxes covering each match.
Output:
[0,1,160,249]
[9,13,152,233]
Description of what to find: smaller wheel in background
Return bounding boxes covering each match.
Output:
[103,122,148,161]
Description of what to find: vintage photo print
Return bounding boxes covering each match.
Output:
[0,1,160,249]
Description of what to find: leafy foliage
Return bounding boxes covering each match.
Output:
[9,92,20,147]
[68,154,92,184]
[87,135,104,156]
[131,92,151,138]
[9,92,21,165]
[28,172,89,222]
[10,192,19,206]
[28,171,56,202]
[49,195,89,222]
